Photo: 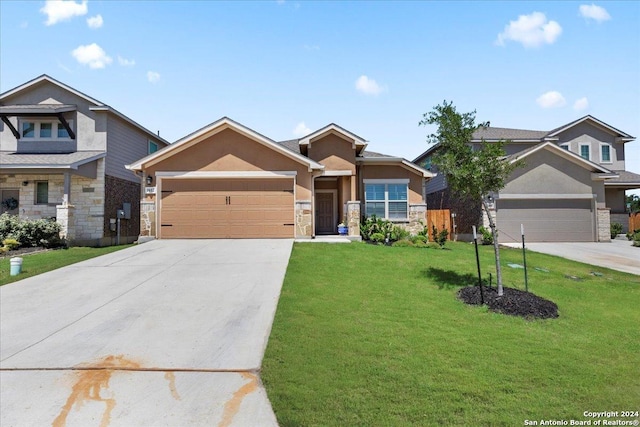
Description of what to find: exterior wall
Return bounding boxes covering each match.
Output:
[0,173,64,219]
[358,164,424,204]
[605,187,626,213]
[610,213,629,234]
[597,208,611,242]
[0,81,106,153]
[470,142,538,156]
[307,134,356,173]
[145,128,313,200]
[104,175,141,243]
[295,200,312,237]
[106,114,165,182]
[554,121,625,170]
[427,188,481,234]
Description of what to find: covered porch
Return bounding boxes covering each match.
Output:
[313,172,360,237]
[605,170,640,233]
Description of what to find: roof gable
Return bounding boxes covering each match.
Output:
[508,142,615,175]
[547,115,634,140]
[299,123,367,148]
[0,74,103,106]
[127,117,324,171]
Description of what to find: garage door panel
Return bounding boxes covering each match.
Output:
[160,178,294,239]
[497,199,594,243]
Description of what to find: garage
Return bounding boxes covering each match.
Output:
[496,199,595,243]
[159,178,294,239]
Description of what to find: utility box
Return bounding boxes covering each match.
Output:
[117,209,125,219]
[122,202,131,220]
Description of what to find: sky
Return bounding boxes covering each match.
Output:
[1,1,639,194]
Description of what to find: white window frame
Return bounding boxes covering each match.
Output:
[19,119,73,141]
[579,143,591,161]
[559,143,570,151]
[363,179,409,221]
[600,143,612,164]
[148,140,159,154]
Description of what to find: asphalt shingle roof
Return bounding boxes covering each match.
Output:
[0,151,105,167]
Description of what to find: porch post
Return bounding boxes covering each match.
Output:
[63,172,71,204]
[346,201,360,237]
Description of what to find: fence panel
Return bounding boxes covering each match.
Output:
[630,213,640,232]
[427,209,452,235]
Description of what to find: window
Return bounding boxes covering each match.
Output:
[579,144,590,160]
[364,180,409,220]
[35,181,49,205]
[560,143,570,151]
[20,120,73,140]
[148,141,159,154]
[421,156,432,170]
[601,144,612,163]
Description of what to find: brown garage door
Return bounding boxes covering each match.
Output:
[496,199,595,243]
[160,179,294,238]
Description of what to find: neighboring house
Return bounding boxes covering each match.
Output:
[414,115,640,243]
[126,117,434,239]
[0,75,169,245]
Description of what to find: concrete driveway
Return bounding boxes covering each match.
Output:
[503,239,640,276]
[0,239,292,426]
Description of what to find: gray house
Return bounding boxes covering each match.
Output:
[0,75,169,245]
[414,115,640,242]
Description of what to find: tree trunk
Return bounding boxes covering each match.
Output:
[482,198,504,296]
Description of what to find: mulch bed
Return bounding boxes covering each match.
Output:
[0,247,51,259]
[458,285,559,320]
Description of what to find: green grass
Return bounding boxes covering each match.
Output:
[0,245,131,286]
[262,242,640,426]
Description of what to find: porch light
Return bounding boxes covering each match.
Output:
[22,181,29,186]
[146,175,153,185]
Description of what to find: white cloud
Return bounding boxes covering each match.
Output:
[41,0,88,26]
[496,12,562,48]
[71,43,112,69]
[573,97,589,111]
[147,71,161,83]
[579,4,611,22]
[87,14,103,29]
[293,122,311,137]
[118,56,135,67]
[536,91,566,108]
[355,75,384,95]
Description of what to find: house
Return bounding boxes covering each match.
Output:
[126,117,434,239]
[0,75,169,245]
[414,115,640,243]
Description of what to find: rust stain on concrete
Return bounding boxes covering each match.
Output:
[164,371,181,401]
[218,372,258,427]
[52,355,141,427]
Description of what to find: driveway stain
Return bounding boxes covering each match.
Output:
[218,372,258,427]
[164,371,181,400]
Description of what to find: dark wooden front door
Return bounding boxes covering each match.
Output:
[315,193,334,234]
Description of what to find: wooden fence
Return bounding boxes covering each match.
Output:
[630,213,640,232]
[426,209,452,236]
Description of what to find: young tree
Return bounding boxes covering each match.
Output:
[626,194,640,213]
[420,101,522,296]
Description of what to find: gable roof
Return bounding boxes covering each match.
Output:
[298,123,367,148]
[0,74,169,146]
[127,117,325,171]
[506,141,617,175]
[547,115,634,140]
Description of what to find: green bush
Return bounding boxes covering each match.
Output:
[431,225,449,248]
[610,222,623,239]
[0,213,64,248]
[630,230,640,247]
[392,240,414,247]
[2,238,20,250]
[369,232,386,244]
[478,226,494,245]
[411,235,428,245]
[360,215,408,243]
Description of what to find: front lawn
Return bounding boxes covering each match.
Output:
[262,242,640,426]
[0,245,131,286]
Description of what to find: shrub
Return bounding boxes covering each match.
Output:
[478,226,494,245]
[431,225,449,248]
[369,232,386,244]
[0,213,63,248]
[411,235,428,245]
[610,222,623,239]
[392,240,414,247]
[360,215,404,243]
[2,238,20,250]
[389,226,410,242]
[631,230,640,247]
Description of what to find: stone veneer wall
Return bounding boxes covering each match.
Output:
[346,201,360,237]
[597,207,611,242]
[295,200,312,237]
[140,200,156,238]
[406,204,427,235]
[104,175,141,243]
[0,174,64,219]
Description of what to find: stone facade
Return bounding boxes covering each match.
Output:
[597,207,611,242]
[56,203,75,240]
[346,201,360,237]
[104,175,141,243]
[69,159,106,244]
[140,200,156,238]
[407,203,427,235]
[295,200,312,237]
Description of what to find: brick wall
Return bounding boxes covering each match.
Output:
[104,175,141,242]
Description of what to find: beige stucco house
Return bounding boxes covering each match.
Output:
[0,75,169,245]
[126,117,434,239]
[414,115,640,243]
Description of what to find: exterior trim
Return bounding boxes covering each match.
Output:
[358,157,435,178]
[363,178,410,184]
[547,115,634,140]
[497,193,596,200]
[321,170,353,176]
[299,123,367,147]
[155,171,298,179]
[509,142,613,174]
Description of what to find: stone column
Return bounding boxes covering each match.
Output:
[295,200,312,238]
[346,201,360,237]
[597,207,611,242]
[140,201,156,238]
[56,202,76,242]
[408,203,428,235]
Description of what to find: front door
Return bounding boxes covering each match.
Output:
[315,192,334,234]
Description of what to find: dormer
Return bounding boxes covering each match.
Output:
[298,124,367,173]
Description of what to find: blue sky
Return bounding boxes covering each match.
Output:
[1,1,639,194]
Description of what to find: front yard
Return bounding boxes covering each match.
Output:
[262,242,640,426]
